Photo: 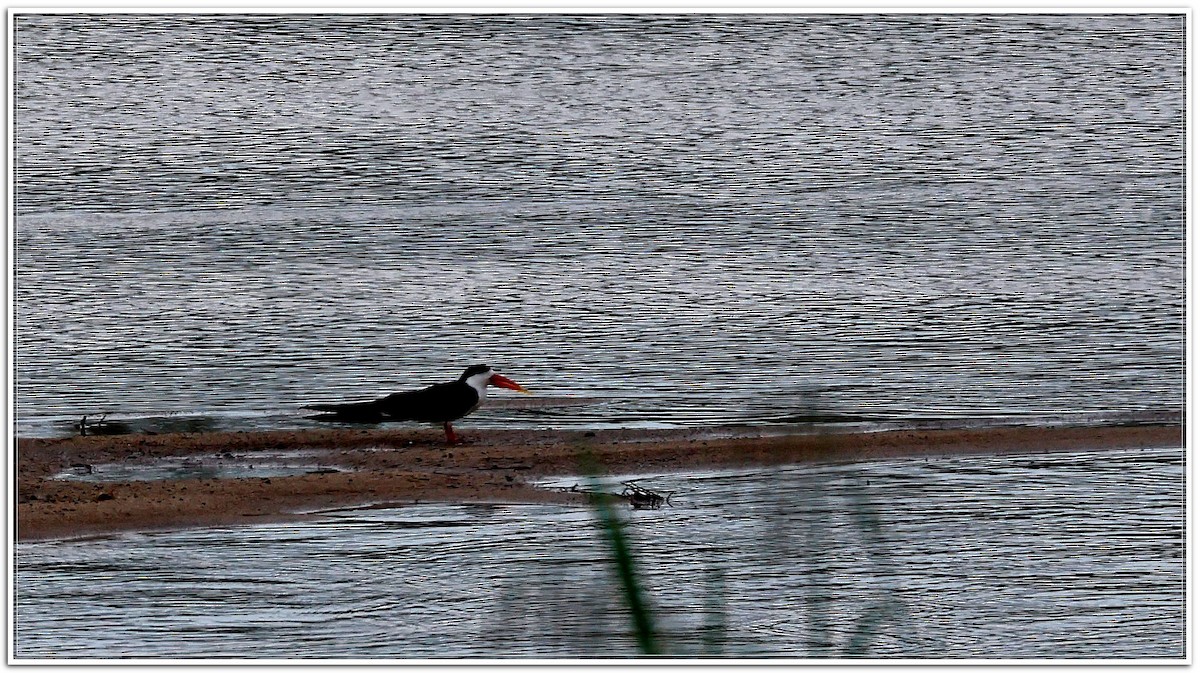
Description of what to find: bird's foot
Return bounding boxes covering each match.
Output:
[443,422,464,445]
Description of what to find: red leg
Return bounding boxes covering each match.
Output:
[443,422,458,444]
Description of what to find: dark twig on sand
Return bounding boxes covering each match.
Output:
[545,480,674,510]
[620,481,674,510]
[78,414,109,437]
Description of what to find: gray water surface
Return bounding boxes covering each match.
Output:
[11,15,1186,660]
[13,14,1185,437]
[14,445,1184,660]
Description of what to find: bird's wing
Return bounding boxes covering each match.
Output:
[303,400,385,422]
[377,382,479,422]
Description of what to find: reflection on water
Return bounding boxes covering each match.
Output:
[52,451,344,483]
[40,407,1190,443]
[15,446,1183,659]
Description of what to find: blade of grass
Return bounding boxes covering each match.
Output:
[701,562,727,656]
[579,451,660,656]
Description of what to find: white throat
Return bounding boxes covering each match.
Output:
[465,370,493,398]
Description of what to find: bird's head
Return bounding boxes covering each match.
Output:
[460,364,530,395]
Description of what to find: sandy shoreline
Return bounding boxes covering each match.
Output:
[15,422,1182,541]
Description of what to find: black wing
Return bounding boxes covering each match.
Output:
[376,381,480,423]
[303,399,386,423]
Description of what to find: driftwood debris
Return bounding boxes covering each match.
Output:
[77,414,135,437]
[620,481,674,510]
[550,480,674,510]
[79,414,109,437]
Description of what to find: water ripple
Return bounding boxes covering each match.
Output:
[13,14,1183,438]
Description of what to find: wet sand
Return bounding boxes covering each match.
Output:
[16,422,1182,541]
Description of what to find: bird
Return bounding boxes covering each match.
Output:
[304,364,530,443]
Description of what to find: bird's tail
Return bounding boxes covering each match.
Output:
[303,400,385,423]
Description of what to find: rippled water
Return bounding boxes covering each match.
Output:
[12,14,1185,437]
[14,446,1183,660]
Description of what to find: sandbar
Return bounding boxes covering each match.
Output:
[15,422,1182,541]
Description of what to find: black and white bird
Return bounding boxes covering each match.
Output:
[304,364,529,443]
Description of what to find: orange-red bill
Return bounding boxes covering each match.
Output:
[489,373,530,394]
